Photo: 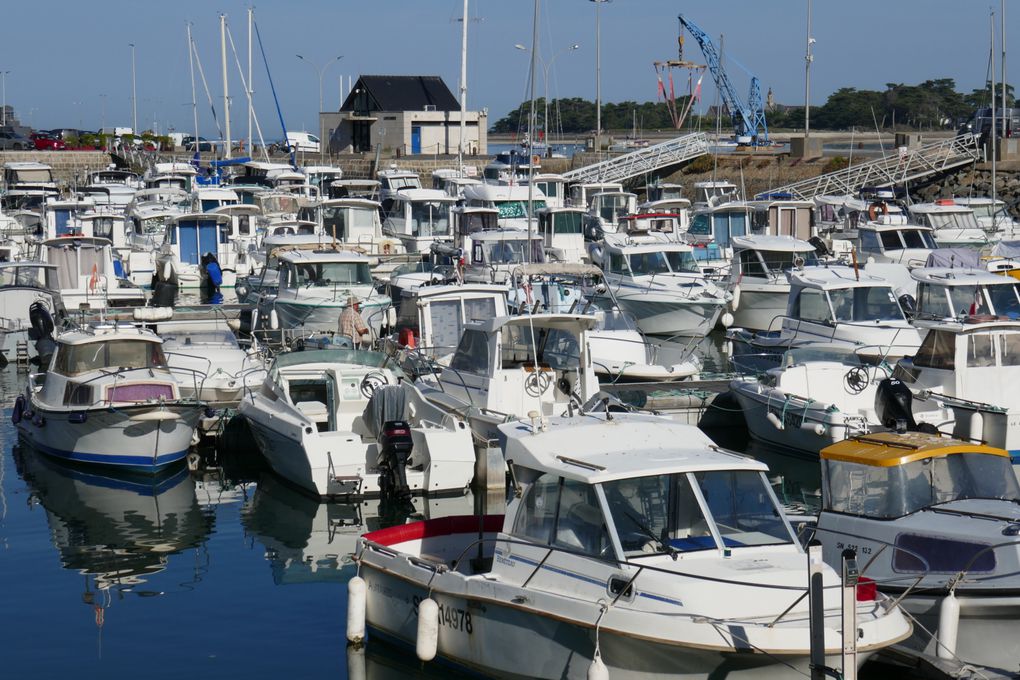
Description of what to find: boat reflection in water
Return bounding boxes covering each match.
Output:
[241,474,476,586]
[14,443,212,599]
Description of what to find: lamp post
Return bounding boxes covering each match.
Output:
[1,71,10,127]
[296,54,343,114]
[804,0,814,141]
[129,43,137,135]
[590,0,610,154]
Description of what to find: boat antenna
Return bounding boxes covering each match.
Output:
[457,0,468,177]
[253,18,295,168]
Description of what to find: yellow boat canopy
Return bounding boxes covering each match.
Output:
[821,432,1009,467]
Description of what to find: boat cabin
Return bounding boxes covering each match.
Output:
[909,200,986,247]
[691,180,739,207]
[748,198,815,240]
[192,187,239,213]
[381,188,455,253]
[394,283,508,359]
[302,166,344,197]
[912,267,1020,322]
[645,181,684,203]
[163,213,232,271]
[462,229,545,283]
[687,203,753,261]
[566,181,623,210]
[857,223,937,267]
[462,183,548,231]
[585,191,638,236]
[732,235,819,282]
[328,179,380,201]
[377,168,422,201]
[529,173,567,209]
[302,198,387,247]
[537,207,586,263]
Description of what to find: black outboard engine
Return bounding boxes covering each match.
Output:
[28,301,56,368]
[898,293,917,319]
[875,377,939,434]
[808,236,831,258]
[377,420,414,499]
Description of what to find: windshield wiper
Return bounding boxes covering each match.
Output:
[623,510,678,559]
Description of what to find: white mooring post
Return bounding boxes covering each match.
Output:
[808,540,826,680]
[841,549,860,680]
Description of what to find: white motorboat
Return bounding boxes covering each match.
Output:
[377,168,422,202]
[536,207,586,263]
[584,190,638,238]
[909,199,988,248]
[727,234,821,331]
[954,196,1020,238]
[855,220,938,268]
[352,411,911,679]
[911,265,1020,327]
[257,247,390,340]
[415,314,601,441]
[14,321,205,472]
[814,433,1020,670]
[40,236,145,309]
[381,188,456,254]
[461,228,546,284]
[591,233,731,337]
[0,262,62,365]
[155,212,237,290]
[162,327,266,407]
[239,348,476,499]
[727,265,923,373]
[462,183,548,232]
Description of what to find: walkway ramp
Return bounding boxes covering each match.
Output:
[563,132,710,184]
[757,133,981,200]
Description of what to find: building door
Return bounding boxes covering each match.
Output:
[352,121,371,153]
[411,126,421,154]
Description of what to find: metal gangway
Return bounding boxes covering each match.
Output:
[756,133,981,200]
[562,132,710,184]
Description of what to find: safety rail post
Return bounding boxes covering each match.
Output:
[808,540,826,680]
[841,548,859,680]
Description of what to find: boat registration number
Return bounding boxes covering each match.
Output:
[413,595,474,634]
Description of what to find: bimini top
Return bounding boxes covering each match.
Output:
[500,412,763,484]
[821,432,1008,467]
[731,234,815,252]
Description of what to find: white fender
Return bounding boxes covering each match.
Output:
[730,283,741,311]
[766,411,784,430]
[386,306,397,328]
[162,260,173,282]
[416,597,439,661]
[250,309,259,331]
[968,411,984,443]
[346,576,367,644]
[720,312,734,328]
[269,309,279,330]
[587,651,609,680]
[936,591,960,659]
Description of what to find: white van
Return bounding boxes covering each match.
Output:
[286,131,320,153]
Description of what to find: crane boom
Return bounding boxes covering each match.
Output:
[678,14,769,145]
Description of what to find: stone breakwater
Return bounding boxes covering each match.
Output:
[0,151,115,184]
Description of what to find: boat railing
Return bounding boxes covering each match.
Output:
[363,533,899,623]
[64,364,207,407]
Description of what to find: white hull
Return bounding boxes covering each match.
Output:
[615,295,723,337]
[359,557,883,680]
[15,400,203,471]
[729,287,788,332]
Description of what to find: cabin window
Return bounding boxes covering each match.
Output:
[472,242,484,264]
[989,284,1020,317]
[553,479,610,556]
[552,212,583,235]
[322,206,346,239]
[53,340,167,376]
[500,325,580,370]
[200,199,220,212]
[903,230,934,249]
[692,470,793,547]
[461,212,497,234]
[914,330,956,370]
[450,329,490,375]
[603,473,714,555]
[859,230,880,253]
[627,252,670,276]
[238,215,251,236]
[756,249,818,274]
[738,250,768,277]
[1000,333,1020,365]
[410,201,450,237]
[608,252,626,274]
[429,300,463,353]
[512,473,561,544]
[795,289,830,323]
[292,262,372,287]
[688,213,710,236]
[54,209,73,236]
[823,453,1020,520]
[916,284,946,319]
[494,199,547,220]
[485,240,542,265]
[464,297,497,323]
[880,231,903,250]
[947,285,987,317]
[92,218,115,241]
[828,287,902,322]
[967,333,997,367]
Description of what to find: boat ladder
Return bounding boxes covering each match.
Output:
[562,132,710,185]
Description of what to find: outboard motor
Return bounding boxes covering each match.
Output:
[875,377,939,434]
[808,236,831,258]
[28,301,56,368]
[377,420,414,499]
[898,293,917,319]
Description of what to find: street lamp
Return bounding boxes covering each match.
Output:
[296,54,343,114]
[544,44,579,147]
[1,71,10,127]
[590,0,610,154]
[129,43,137,134]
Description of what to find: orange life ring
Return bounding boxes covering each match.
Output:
[868,202,889,222]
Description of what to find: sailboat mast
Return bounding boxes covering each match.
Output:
[526,0,539,261]
[187,23,199,143]
[1002,0,1007,120]
[458,0,468,175]
[248,7,253,153]
[221,13,232,159]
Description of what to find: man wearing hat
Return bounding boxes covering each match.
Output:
[339,296,370,347]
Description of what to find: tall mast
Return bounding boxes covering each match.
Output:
[526,0,539,260]
[248,7,253,152]
[458,0,468,175]
[1002,0,1008,119]
[804,0,813,141]
[187,23,198,143]
[221,13,232,159]
[991,10,997,216]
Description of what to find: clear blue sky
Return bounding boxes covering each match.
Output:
[2,0,1010,137]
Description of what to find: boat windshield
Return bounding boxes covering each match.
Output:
[484,239,544,265]
[500,324,581,370]
[0,265,48,288]
[824,453,1020,519]
[293,261,372,287]
[53,339,167,376]
[603,470,793,557]
[987,284,1020,317]
[827,286,904,322]
[410,201,451,237]
[926,212,981,231]
[597,309,639,332]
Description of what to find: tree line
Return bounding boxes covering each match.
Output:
[490,78,1015,135]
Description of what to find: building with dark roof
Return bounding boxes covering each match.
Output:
[321,75,487,155]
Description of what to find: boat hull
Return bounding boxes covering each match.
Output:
[729,287,787,332]
[615,296,723,338]
[359,561,876,680]
[15,401,203,472]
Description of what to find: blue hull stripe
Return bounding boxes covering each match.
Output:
[25,437,188,472]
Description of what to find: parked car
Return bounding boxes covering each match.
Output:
[0,130,32,150]
[31,132,67,151]
[183,135,214,152]
[286,131,320,153]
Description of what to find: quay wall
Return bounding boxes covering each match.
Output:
[0,151,114,184]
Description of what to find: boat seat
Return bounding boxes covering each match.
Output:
[295,400,330,422]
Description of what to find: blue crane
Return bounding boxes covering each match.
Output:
[678,14,769,146]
